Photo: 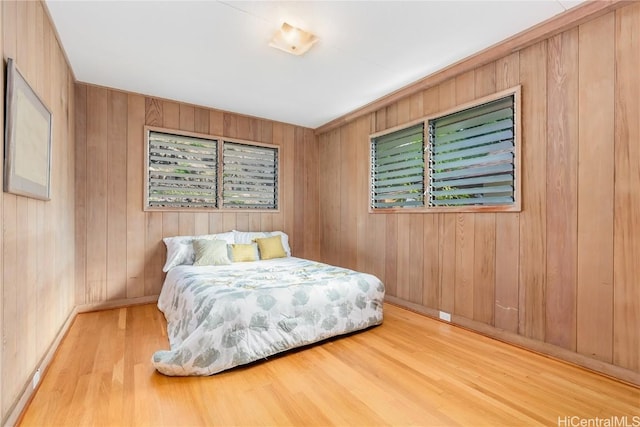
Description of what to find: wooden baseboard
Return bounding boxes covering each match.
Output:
[384,296,640,387]
[76,295,159,314]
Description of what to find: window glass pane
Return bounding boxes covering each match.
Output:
[428,95,515,207]
[223,142,278,209]
[371,123,424,209]
[147,131,218,208]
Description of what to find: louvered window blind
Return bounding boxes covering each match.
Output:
[428,95,515,207]
[371,123,425,209]
[222,142,278,209]
[147,131,218,208]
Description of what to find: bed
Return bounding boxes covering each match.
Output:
[152,230,385,376]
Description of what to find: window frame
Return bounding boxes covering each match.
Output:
[144,126,281,212]
[369,85,521,213]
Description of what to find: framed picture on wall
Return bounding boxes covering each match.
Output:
[4,57,52,200]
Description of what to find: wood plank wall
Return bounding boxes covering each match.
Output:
[74,84,319,305]
[1,1,77,422]
[316,4,640,381]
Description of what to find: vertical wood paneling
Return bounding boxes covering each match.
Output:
[145,98,162,126]
[0,1,4,415]
[408,215,424,304]
[319,130,341,266]
[421,86,440,308]
[282,125,296,241]
[126,94,145,298]
[494,52,521,333]
[437,79,457,314]
[473,213,496,325]
[355,116,372,273]
[473,63,497,325]
[545,29,578,350]
[339,124,357,269]
[293,127,306,257]
[613,3,640,372]
[144,212,164,296]
[106,90,128,300]
[144,99,164,296]
[74,84,87,304]
[303,128,319,261]
[408,96,424,305]
[383,104,398,297]
[2,1,76,420]
[577,14,615,363]
[85,86,108,302]
[2,194,17,415]
[395,98,412,300]
[313,2,639,385]
[518,41,547,341]
[453,72,476,319]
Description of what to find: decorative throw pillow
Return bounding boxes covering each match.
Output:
[233,230,291,256]
[162,231,236,272]
[254,235,287,260]
[230,243,259,262]
[162,237,195,272]
[192,239,231,266]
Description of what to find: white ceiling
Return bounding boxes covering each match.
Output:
[46,0,585,129]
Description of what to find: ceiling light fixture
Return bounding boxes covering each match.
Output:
[269,22,318,56]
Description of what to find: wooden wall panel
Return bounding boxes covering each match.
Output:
[75,85,87,304]
[545,29,578,350]
[106,90,128,300]
[576,14,615,363]
[472,63,497,325]
[437,80,457,314]
[421,87,440,309]
[339,124,357,270]
[613,3,640,373]
[315,3,640,382]
[493,53,521,333]
[0,2,5,415]
[126,94,146,298]
[85,87,108,302]
[453,72,476,319]
[395,98,412,301]
[75,86,318,302]
[518,41,547,341]
[2,0,76,421]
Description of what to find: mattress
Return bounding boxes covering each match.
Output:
[152,257,385,376]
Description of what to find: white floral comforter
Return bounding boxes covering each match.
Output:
[152,257,385,376]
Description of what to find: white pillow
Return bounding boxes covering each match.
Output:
[162,231,235,272]
[232,230,291,257]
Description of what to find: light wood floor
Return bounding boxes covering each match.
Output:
[19,303,639,426]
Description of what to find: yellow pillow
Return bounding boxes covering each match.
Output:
[254,235,286,260]
[230,243,259,262]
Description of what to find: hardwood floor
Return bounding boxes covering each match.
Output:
[19,303,639,426]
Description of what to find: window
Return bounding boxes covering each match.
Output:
[428,94,516,207]
[370,123,425,209]
[147,130,219,209]
[145,127,279,211]
[369,87,520,212]
[222,142,278,209]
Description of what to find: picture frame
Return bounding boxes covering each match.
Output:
[4,57,52,200]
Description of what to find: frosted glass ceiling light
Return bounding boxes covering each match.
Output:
[269,22,318,56]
